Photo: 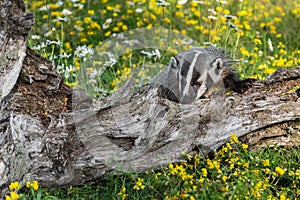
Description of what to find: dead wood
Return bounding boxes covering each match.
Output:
[0,0,299,196]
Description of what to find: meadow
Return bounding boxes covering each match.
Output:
[5,0,300,199]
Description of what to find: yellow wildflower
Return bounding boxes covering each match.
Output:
[241,143,248,150]
[83,17,92,24]
[201,168,208,177]
[88,10,95,15]
[254,39,262,45]
[220,186,228,192]
[90,22,101,30]
[280,194,286,200]
[117,187,128,200]
[230,133,239,143]
[226,143,232,150]
[264,168,270,174]
[122,25,128,31]
[32,181,39,191]
[6,191,19,200]
[10,192,19,200]
[222,176,228,182]
[207,159,214,169]
[275,167,285,176]
[9,182,20,191]
[223,9,230,15]
[133,178,145,190]
[216,6,222,12]
[104,31,112,37]
[243,162,249,168]
[237,10,248,17]
[279,49,287,55]
[240,47,250,57]
[198,178,204,183]
[273,57,286,67]
[263,159,270,167]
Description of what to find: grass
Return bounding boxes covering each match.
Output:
[24,0,300,95]
[5,0,300,199]
[7,135,300,199]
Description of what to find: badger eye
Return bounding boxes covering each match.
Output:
[194,81,202,87]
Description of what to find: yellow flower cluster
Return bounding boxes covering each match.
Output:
[6,182,20,200]
[26,180,39,191]
[5,192,19,200]
[117,186,128,200]
[133,178,145,190]
[5,180,40,200]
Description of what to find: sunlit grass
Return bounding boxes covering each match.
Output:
[6,134,300,199]
[25,0,300,95]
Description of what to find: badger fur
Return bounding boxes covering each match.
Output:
[151,46,254,104]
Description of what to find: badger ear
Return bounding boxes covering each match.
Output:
[170,56,180,69]
[212,58,223,76]
[213,58,223,70]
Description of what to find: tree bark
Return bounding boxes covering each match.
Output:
[1,0,300,196]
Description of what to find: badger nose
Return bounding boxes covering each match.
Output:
[195,82,208,99]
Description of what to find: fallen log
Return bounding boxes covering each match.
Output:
[0,0,299,196]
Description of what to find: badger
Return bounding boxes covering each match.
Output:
[151,46,255,104]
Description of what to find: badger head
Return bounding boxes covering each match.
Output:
[169,47,236,103]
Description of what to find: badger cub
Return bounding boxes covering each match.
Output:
[151,46,255,104]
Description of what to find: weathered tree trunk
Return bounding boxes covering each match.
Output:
[1,0,300,196]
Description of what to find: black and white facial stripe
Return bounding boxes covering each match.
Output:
[182,50,202,96]
[171,48,226,102]
[152,46,235,104]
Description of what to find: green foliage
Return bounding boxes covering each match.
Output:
[7,134,300,199]
[25,0,300,95]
